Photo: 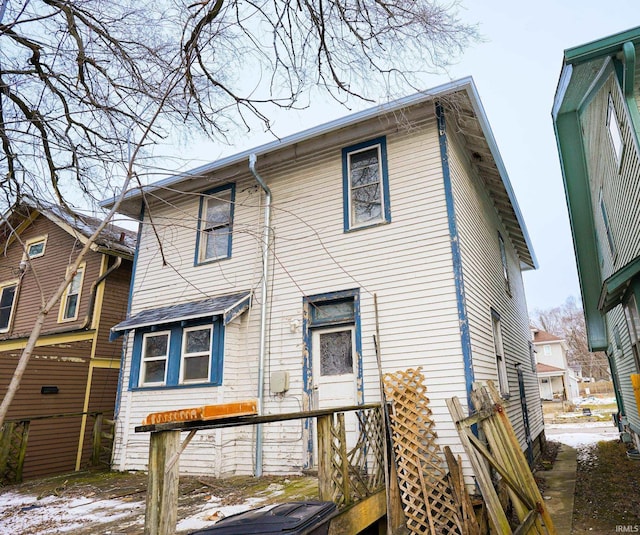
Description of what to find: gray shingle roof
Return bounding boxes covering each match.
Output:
[111,291,251,335]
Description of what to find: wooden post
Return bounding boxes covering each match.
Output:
[0,422,13,477]
[337,413,351,506]
[317,414,333,501]
[145,430,180,535]
[92,413,103,466]
[16,421,29,483]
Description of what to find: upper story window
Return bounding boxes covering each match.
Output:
[498,232,511,296]
[59,264,85,322]
[196,184,235,265]
[0,281,18,333]
[607,93,624,168]
[543,344,552,356]
[342,137,391,231]
[491,309,509,399]
[25,235,47,259]
[131,319,224,389]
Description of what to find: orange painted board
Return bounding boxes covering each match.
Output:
[143,399,258,425]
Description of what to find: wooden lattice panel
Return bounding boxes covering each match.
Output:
[384,368,463,535]
[0,420,30,484]
[317,406,385,507]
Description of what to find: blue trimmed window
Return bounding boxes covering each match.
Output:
[129,318,224,389]
[342,137,391,231]
[195,184,235,265]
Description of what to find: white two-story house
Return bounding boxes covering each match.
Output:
[105,77,543,478]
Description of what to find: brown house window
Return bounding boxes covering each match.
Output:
[59,264,85,322]
[0,282,18,332]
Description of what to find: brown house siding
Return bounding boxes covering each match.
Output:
[79,366,120,469]
[0,210,133,481]
[94,258,133,360]
[0,342,91,480]
[0,215,103,338]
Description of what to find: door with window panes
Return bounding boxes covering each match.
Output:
[308,296,359,457]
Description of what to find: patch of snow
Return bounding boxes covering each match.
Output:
[176,497,272,532]
[0,490,144,535]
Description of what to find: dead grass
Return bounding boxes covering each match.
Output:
[572,440,640,533]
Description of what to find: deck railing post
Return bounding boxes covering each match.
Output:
[317,413,332,501]
[91,413,103,466]
[145,430,180,535]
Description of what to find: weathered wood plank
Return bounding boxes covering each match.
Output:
[328,489,386,535]
[145,430,180,535]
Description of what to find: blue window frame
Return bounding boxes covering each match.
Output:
[195,184,235,265]
[129,318,224,390]
[342,137,391,231]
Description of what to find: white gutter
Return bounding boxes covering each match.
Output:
[248,153,271,477]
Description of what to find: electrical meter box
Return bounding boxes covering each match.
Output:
[270,371,290,393]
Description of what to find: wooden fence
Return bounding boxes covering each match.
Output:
[0,411,114,484]
[136,404,392,535]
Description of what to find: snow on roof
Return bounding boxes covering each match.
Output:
[3,198,136,257]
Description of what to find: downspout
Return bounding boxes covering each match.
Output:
[249,153,271,477]
[82,256,123,329]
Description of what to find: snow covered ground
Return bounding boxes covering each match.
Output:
[0,421,621,534]
[545,421,620,448]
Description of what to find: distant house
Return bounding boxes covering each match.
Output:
[0,201,135,481]
[531,328,579,401]
[552,26,640,447]
[104,77,544,479]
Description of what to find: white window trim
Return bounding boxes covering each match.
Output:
[197,187,233,264]
[607,93,624,169]
[58,263,86,322]
[140,330,171,387]
[492,312,509,398]
[23,234,48,260]
[179,325,213,384]
[0,280,19,333]
[347,143,385,229]
[498,232,511,296]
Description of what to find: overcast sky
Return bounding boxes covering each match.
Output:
[446,1,638,313]
[148,1,639,314]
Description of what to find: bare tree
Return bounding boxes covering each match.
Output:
[0,0,477,427]
[531,296,611,380]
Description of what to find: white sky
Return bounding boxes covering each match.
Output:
[141,1,640,314]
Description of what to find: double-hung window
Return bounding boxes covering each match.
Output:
[60,264,85,322]
[498,232,511,296]
[342,137,390,231]
[196,184,235,264]
[131,319,223,389]
[181,325,212,383]
[491,309,509,398]
[0,282,18,333]
[140,331,170,386]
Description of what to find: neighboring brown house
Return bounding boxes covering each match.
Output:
[0,200,135,481]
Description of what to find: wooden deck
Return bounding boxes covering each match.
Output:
[135,403,404,535]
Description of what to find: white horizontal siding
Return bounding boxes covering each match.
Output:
[447,123,544,453]
[115,110,473,476]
